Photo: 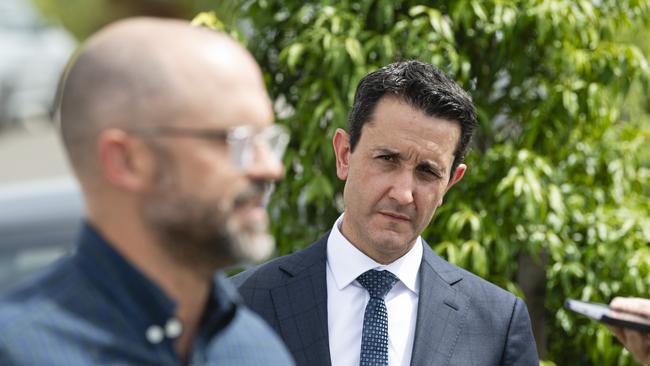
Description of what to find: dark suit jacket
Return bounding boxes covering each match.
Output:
[231,232,539,366]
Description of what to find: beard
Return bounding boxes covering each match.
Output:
[140,152,275,271]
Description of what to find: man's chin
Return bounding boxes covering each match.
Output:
[370,231,416,253]
[225,208,271,256]
[229,232,275,265]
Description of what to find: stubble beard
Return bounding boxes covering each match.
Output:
[140,155,275,272]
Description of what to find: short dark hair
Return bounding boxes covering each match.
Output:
[347,60,477,173]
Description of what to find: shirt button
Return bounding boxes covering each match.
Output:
[165,318,183,339]
[146,325,164,344]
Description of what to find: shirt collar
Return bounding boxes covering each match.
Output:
[73,222,238,343]
[326,213,422,294]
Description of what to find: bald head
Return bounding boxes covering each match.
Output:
[59,17,269,180]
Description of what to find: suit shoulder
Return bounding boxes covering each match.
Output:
[231,234,328,290]
[228,249,311,329]
[458,266,517,303]
[424,252,538,363]
[424,249,520,307]
[230,250,301,289]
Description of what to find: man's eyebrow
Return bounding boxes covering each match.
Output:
[371,147,400,156]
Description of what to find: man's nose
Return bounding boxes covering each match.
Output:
[244,143,285,181]
[387,170,415,205]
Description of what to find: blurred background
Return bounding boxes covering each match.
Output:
[0,1,648,365]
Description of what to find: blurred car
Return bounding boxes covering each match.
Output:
[0,176,84,294]
[0,0,75,129]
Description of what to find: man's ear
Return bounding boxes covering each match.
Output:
[332,128,351,181]
[97,128,155,192]
[436,164,466,208]
[446,163,466,192]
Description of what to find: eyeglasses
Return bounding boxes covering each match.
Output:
[127,124,290,171]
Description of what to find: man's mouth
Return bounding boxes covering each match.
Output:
[378,210,411,222]
[234,182,274,209]
[234,195,265,210]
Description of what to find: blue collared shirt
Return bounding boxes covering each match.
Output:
[0,223,294,365]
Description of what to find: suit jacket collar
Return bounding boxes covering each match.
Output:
[410,241,470,366]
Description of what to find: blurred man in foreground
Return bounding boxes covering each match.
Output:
[609,297,650,365]
[233,60,538,365]
[0,17,294,365]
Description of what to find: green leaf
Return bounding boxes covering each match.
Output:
[469,240,488,277]
[471,1,488,21]
[286,43,305,71]
[345,37,364,65]
[408,5,429,17]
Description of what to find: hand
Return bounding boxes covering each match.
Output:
[608,297,650,365]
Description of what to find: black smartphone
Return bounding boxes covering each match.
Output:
[565,299,650,333]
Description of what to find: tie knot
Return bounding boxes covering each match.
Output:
[357,270,398,299]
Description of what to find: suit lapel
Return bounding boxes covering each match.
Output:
[410,243,469,366]
[270,234,331,366]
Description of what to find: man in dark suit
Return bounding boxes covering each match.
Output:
[232,60,538,366]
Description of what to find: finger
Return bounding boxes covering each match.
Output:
[608,325,626,343]
[622,329,650,364]
[634,341,650,365]
[610,297,650,317]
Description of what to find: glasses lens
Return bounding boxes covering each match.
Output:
[264,125,290,161]
[228,125,289,170]
[227,126,252,169]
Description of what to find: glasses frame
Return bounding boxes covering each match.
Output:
[126,124,290,171]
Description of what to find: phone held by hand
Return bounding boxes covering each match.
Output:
[565,299,650,333]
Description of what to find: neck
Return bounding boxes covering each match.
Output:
[170,268,211,362]
[89,213,213,362]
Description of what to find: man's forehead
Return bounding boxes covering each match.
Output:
[360,117,459,167]
[362,119,459,148]
[171,55,272,130]
[188,89,273,130]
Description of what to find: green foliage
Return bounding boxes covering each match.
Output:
[199,1,650,364]
[32,0,237,40]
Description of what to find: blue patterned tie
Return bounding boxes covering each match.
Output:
[357,269,399,366]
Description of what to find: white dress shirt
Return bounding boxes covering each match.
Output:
[327,214,422,366]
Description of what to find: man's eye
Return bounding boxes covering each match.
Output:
[377,155,395,161]
[418,167,440,179]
